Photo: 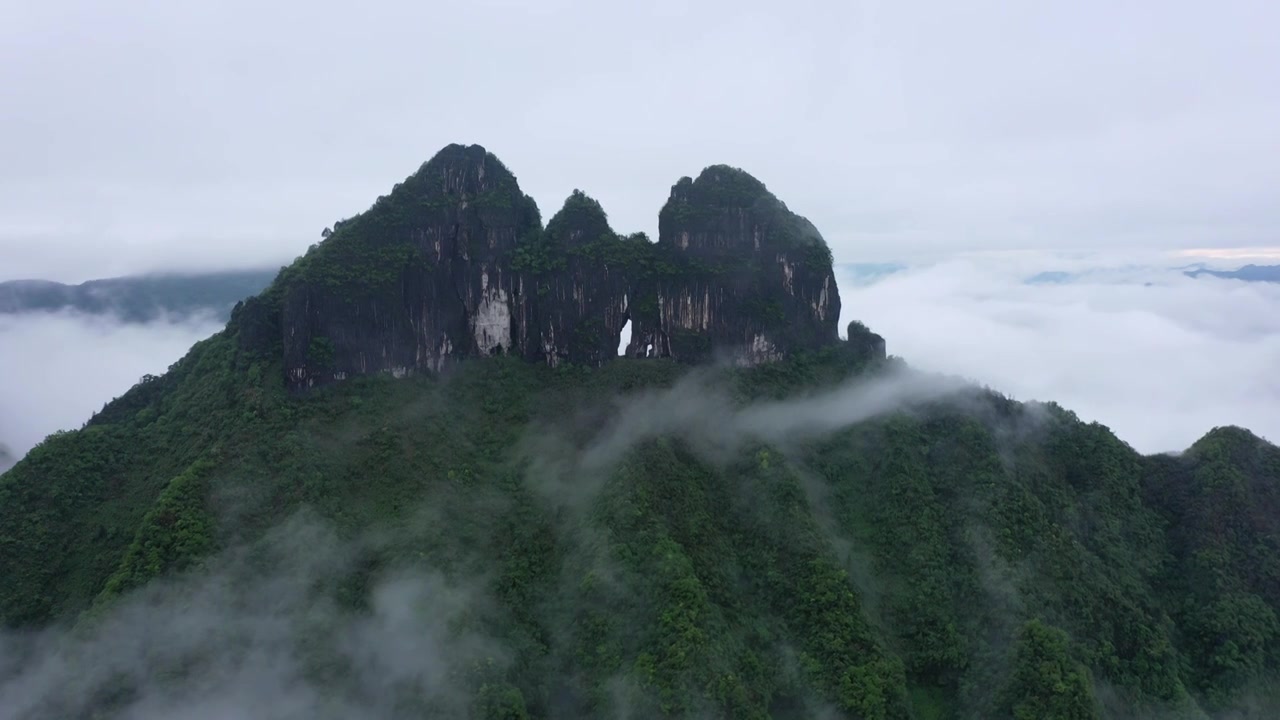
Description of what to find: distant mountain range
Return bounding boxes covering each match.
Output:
[1027,263,1280,285]
[1182,263,1280,283]
[0,269,277,322]
[841,262,1280,287]
[838,262,907,286]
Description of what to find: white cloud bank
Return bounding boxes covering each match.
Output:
[839,252,1280,453]
[0,311,223,460]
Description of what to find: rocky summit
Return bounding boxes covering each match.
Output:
[4,145,1280,720]
[232,144,858,390]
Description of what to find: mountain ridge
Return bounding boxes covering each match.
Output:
[0,146,1277,720]
[234,143,848,391]
[0,269,276,322]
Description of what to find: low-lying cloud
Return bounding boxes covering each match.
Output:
[580,365,970,472]
[0,310,224,464]
[0,513,504,720]
[523,362,979,518]
[838,251,1280,453]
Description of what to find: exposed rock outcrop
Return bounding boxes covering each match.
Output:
[276,144,541,388]
[846,320,887,361]
[521,191,633,367]
[242,144,867,390]
[625,166,841,365]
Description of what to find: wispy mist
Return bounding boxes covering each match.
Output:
[523,362,977,516]
[590,365,971,469]
[0,512,507,720]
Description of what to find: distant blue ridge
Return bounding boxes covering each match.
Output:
[1182,264,1280,283]
[817,261,1279,288]
[837,262,908,286]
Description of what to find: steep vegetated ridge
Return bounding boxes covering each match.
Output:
[1,145,1278,720]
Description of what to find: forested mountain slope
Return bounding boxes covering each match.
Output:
[1,146,1276,720]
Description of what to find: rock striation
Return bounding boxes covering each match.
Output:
[625,165,841,364]
[231,144,875,390]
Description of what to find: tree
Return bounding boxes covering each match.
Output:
[1000,619,1100,720]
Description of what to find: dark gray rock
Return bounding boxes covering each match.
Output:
[248,145,860,390]
[522,190,632,367]
[626,166,841,365]
[277,144,541,388]
[846,320,887,361]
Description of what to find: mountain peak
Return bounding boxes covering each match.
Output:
[670,164,771,207]
[658,163,833,268]
[544,190,614,247]
[235,146,854,388]
[1189,425,1268,456]
[409,143,516,193]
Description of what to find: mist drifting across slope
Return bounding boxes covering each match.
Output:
[0,363,976,719]
[0,317,1273,717]
[523,361,977,516]
[837,251,1280,453]
[0,513,506,720]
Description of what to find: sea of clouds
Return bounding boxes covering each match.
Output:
[837,249,1280,453]
[0,310,225,467]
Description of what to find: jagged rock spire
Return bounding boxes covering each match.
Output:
[232,146,856,389]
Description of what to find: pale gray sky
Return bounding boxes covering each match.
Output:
[2,0,1278,282]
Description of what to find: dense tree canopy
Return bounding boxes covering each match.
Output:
[1,323,1277,718]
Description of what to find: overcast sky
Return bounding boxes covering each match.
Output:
[2,0,1278,282]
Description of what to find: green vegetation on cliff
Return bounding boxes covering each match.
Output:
[0,148,1276,719]
[1,308,1278,718]
[287,143,542,293]
[659,164,834,270]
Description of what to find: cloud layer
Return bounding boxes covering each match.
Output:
[839,251,1280,453]
[0,311,223,460]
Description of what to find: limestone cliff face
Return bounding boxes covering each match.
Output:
[522,191,632,367]
[277,144,540,388]
[252,145,862,390]
[626,166,842,365]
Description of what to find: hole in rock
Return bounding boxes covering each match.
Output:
[618,317,632,356]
